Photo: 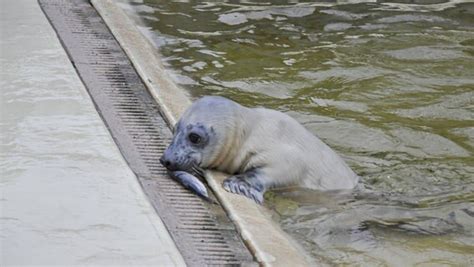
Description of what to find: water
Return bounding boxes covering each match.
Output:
[118,0,474,265]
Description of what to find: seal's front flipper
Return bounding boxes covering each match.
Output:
[222,171,266,204]
[169,171,215,203]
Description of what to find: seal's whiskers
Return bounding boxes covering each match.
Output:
[191,165,205,178]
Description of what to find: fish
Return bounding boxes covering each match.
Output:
[168,170,215,203]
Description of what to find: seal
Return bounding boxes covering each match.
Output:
[160,96,358,204]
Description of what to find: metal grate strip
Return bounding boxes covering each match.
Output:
[38,0,256,265]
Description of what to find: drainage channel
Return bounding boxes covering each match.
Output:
[38,0,256,265]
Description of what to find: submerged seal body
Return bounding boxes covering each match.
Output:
[160,96,358,203]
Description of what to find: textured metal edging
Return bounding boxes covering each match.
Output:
[38,0,256,266]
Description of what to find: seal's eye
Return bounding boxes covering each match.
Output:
[188,132,201,144]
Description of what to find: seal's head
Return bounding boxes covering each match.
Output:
[160,96,243,173]
[160,120,214,172]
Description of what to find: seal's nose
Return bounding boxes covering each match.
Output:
[159,156,170,168]
[160,155,176,170]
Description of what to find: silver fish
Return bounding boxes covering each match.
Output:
[168,171,213,202]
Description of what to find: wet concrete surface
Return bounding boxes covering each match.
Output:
[0,0,185,265]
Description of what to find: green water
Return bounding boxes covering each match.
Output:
[119,0,473,265]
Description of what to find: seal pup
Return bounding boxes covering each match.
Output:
[160,96,359,204]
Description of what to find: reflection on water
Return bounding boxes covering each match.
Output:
[119,0,473,265]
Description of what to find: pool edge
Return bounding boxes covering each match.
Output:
[91,0,313,266]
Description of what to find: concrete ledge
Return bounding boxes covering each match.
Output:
[92,0,312,266]
[1,0,186,265]
[92,0,191,127]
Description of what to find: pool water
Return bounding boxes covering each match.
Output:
[118,0,473,265]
